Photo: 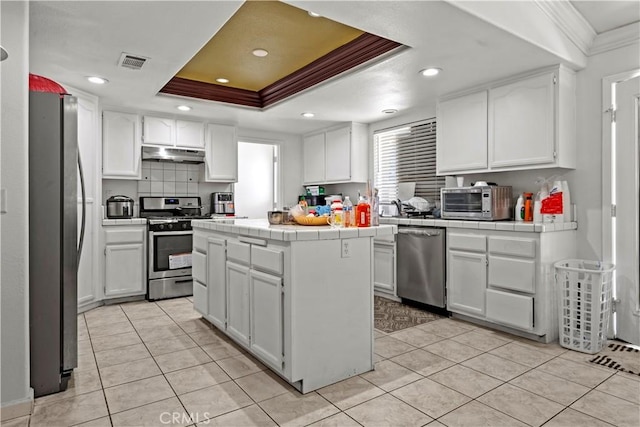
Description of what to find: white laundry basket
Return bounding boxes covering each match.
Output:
[555,260,615,354]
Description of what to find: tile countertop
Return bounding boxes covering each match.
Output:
[379,217,577,233]
[192,218,397,241]
[102,218,147,225]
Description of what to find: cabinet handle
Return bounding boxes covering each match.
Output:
[238,236,267,246]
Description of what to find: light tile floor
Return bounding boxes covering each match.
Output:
[7,297,640,427]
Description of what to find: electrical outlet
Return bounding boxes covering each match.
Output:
[341,239,351,258]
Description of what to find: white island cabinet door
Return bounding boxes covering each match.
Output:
[205,123,238,182]
[436,90,488,174]
[489,72,555,168]
[102,111,141,179]
[303,133,325,184]
[226,260,250,347]
[374,242,395,294]
[207,237,227,330]
[250,269,283,371]
[448,250,486,316]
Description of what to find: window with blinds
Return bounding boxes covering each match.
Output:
[373,118,444,205]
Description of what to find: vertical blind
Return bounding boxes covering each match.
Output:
[373,118,444,205]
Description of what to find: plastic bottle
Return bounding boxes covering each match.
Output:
[371,188,380,226]
[533,192,543,223]
[561,180,571,222]
[523,192,533,222]
[551,180,564,223]
[515,194,524,221]
[343,196,353,227]
[356,196,371,227]
[330,198,343,228]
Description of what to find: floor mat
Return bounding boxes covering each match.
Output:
[374,296,444,333]
[589,342,640,376]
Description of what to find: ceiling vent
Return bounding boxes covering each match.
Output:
[118,52,148,70]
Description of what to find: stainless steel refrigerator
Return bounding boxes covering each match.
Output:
[29,91,86,397]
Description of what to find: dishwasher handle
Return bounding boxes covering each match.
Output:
[398,228,442,237]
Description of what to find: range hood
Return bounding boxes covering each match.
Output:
[142,146,205,164]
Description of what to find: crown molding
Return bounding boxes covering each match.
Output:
[534,0,597,56]
[160,33,403,109]
[589,22,640,56]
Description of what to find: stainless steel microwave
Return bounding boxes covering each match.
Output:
[440,186,512,220]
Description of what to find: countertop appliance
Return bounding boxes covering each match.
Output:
[211,192,234,215]
[29,90,86,397]
[441,185,512,221]
[140,196,209,301]
[396,226,446,309]
[106,195,134,218]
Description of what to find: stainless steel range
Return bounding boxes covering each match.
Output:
[140,196,209,301]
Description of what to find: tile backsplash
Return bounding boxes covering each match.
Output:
[138,161,200,197]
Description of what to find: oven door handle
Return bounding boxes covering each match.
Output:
[149,230,194,236]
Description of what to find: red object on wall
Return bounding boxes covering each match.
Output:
[29,73,68,94]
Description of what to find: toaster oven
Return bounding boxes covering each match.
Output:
[441,186,512,220]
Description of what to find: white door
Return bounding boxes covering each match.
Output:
[105,243,145,297]
[176,120,205,149]
[235,142,277,219]
[605,73,640,345]
[205,123,238,182]
[143,116,175,146]
[373,242,395,294]
[207,237,227,330]
[250,269,283,371]
[448,250,487,316]
[226,260,251,347]
[102,111,141,179]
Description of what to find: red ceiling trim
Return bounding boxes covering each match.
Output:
[159,33,404,109]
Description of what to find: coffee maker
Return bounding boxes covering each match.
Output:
[211,192,235,215]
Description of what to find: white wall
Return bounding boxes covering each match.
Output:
[1,0,32,413]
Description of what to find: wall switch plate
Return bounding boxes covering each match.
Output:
[341,239,351,258]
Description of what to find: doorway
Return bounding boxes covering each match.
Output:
[603,70,640,345]
[234,140,280,219]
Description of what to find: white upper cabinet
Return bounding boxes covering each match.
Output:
[303,122,368,185]
[436,91,488,174]
[490,72,555,168]
[303,133,326,184]
[142,116,175,146]
[102,111,141,179]
[143,116,205,149]
[436,65,576,175]
[204,123,238,182]
[176,120,205,149]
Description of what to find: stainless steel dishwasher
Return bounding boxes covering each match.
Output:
[396,227,446,308]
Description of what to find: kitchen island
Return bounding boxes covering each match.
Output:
[191,218,397,393]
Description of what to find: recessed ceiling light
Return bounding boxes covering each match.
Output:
[301,112,315,118]
[419,67,442,77]
[308,11,321,18]
[177,105,192,111]
[216,77,230,84]
[252,48,269,57]
[382,108,398,114]
[87,76,108,84]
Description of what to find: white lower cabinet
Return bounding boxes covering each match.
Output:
[207,237,227,329]
[103,225,146,298]
[373,237,396,295]
[226,260,251,347]
[250,269,283,370]
[448,250,487,316]
[447,228,576,342]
